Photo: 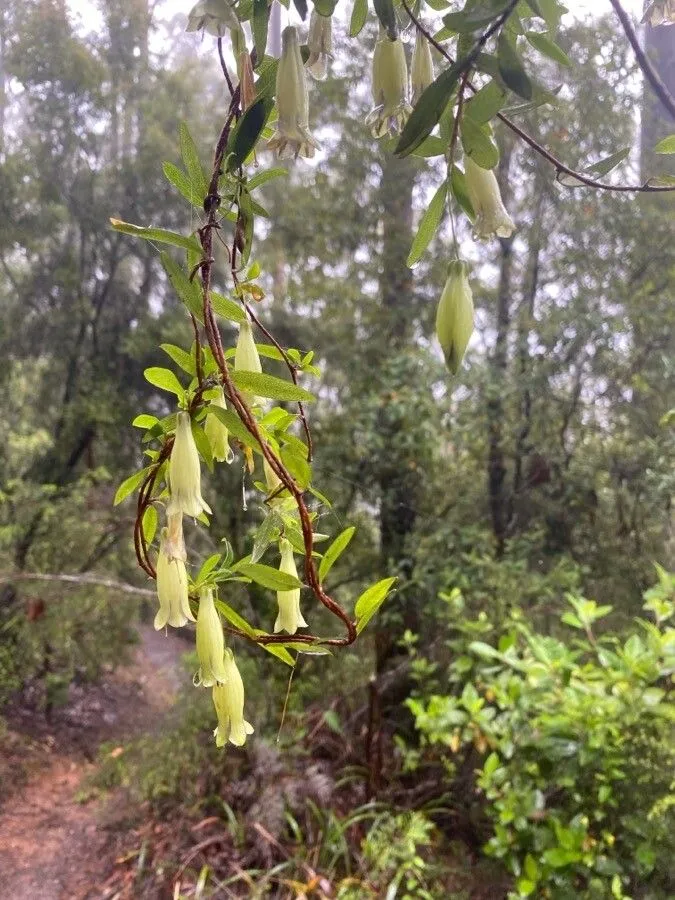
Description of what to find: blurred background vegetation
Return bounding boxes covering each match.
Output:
[0,1,673,897]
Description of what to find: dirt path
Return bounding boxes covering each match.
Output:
[0,625,190,900]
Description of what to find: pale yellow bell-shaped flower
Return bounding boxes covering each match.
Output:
[234,318,262,408]
[411,30,434,105]
[264,455,283,495]
[274,538,307,635]
[435,261,474,375]
[195,586,229,687]
[167,411,211,519]
[268,26,320,159]
[365,34,412,139]
[212,649,254,747]
[204,386,234,464]
[237,50,256,111]
[185,0,238,36]
[154,528,194,629]
[643,0,675,25]
[464,156,515,240]
[306,11,333,81]
[164,510,187,562]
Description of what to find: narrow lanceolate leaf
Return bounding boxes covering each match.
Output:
[373,0,397,38]
[450,165,476,220]
[497,34,533,100]
[252,0,269,61]
[144,367,185,397]
[247,167,288,191]
[114,466,151,506]
[251,509,283,563]
[292,0,308,19]
[355,577,397,634]
[443,1,514,32]
[162,162,204,207]
[231,371,316,403]
[583,147,631,177]
[464,79,508,124]
[319,526,356,582]
[226,97,274,172]
[162,252,204,323]
[160,343,196,375]
[525,31,571,67]
[210,291,246,323]
[395,62,462,157]
[349,0,368,36]
[208,406,262,453]
[110,219,203,255]
[179,122,208,201]
[280,445,312,489]
[655,134,675,154]
[132,414,159,430]
[461,115,500,169]
[233,561,302,591]
[142,505,158,545]
[191,420,213,471]
[407,182,447,268]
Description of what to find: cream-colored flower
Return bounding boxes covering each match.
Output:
[306,11,333,81]
[435,261,474,375]
[164,510,187,562]
[274,538,307,635]
[204,386,234,464]
[234,318,262,407]
[154,528,194,629]
[464,156,515,240]
[167,411,211,519]
[212,649,254,747]
[365,34,412,139]
[185,0,238,36]
[196,586,228,687]
[268,26,320,160]
[264,455,282,495]
[411,30,434,105]
[643,0,675,25]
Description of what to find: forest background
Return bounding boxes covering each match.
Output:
[0,0,674,897]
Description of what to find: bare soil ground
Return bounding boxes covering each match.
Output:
[0,625,189,900]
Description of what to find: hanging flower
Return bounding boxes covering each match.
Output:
[268,26,320,160]
[238,50,257,111]
[643,0,675,25]
[306,11,333,81]
[274,538,307,635]
[164,510,187,562]
[464,156,515,240]
[212,649,254,747]
[185,0,238,37]
[365,33,412,139]
[234,318,262,407]
[411,30,434,105]
[167,412,211,519]
[195,586,229,687]
[264,455,282,496]
[435,261,474,375]
[204,386,234,464]
[154,528,194,630]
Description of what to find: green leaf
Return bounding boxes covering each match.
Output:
[497,34,533,99]
[216,598,295,665]
[373,0,397,38]
[443,2,514,32]
[161,252,204,323]
[646,173,675,187]
[319,526,356,582]
[142,504,158,545]
[191,420,213,471]
[314,0,338,14]
[254,55,278,98]
[252,0,269,60]
[162,162,203,207]
[208,405,262,453]
[231,371,316,402]
[395,62,462,157]
[461,115,500,168]
[450,164,476,219]
[226,96,274,171]
[247,167,288,191]
[251,509,283,563]
[525,30,571,66]
[349,0,368,36]
[132,414,159,430]
[160,343,196,375]
[355,577,397,634]
[407,182,447,268]
[144,367,185,398]
[197,553,222,583]
[110,219,203,255]
[464,79,508,123]
[283,643,333,656]
[114,467,151,506]
[233,561,302,591]
[654,134,675,154]
[179,122,208,201]
[583,147,630,177]
[280,445,312,489]
[292,0,308,19]
[210,291,246,323]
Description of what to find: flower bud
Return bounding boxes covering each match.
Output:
[204,386,234,464]
[167,412,212,519]
[164,510,187,562]
[185,0,238,36]
[268,26,320,159]
[274,538,307,635]
[155,528,194,629]
[643,0,675,25]
[306,11,333,81]
[234,318,262,407]
[464,156,515,240]
[212,649,254,747]
[365,35,412,139]
[411,31,434,105]
[435,261,474,375]
[196,586,229,687]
